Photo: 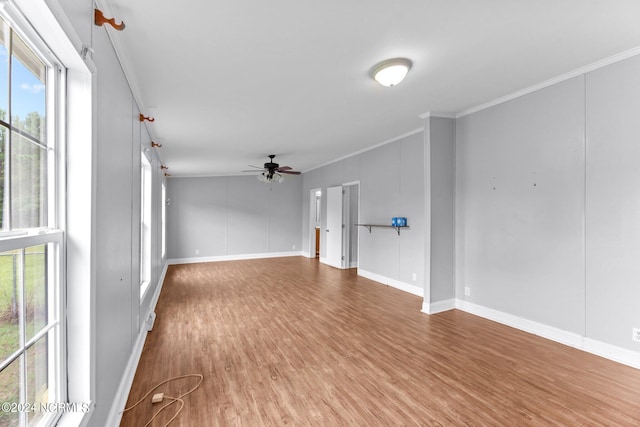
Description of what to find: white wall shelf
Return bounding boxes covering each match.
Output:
[355,224,409,236]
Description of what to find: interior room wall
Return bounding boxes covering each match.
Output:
[426,117,456,305]
[456,76,586,334]
[166,175,302,261]
[301,131,425,293]
[456,53,640,355]
[49,1,167,424]
[585,54,640,352]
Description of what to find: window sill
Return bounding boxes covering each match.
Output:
[55,403,94,427]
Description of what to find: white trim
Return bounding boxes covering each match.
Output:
[42,0,83,53]
[452,299,640,370]
[105,262,168,427]
[583,338,640,370]
[301,250,312,258]
[160,128,425,178]
[149,263,168,316]
[421,298,455,315]
[419,111,457,120]
[456,45,640,118]
[302,127,424,173]
[455,300,584,348]
[168,251,302,265]
[104,319,147,427]
[358,269,423,297]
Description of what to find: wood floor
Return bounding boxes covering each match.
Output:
[120,257,640,426]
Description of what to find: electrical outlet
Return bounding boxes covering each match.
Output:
[464,287,471,296]
[412,273,417,281]
[632,328,640,343]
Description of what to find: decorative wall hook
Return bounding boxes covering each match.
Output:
[139,113,155,122]
[151,141,162,148]
[94,9,125,31]
[161,165,169,170]
[164,172,171,177]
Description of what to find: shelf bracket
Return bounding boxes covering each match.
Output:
[355,224,408,235]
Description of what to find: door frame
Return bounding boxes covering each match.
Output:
[308,188,321,258]
[318,182,360,269]
[324,185,344,268]
[343,181,360,269]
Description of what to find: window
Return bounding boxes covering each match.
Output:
[161,182,166,259]
[0,13,65,427]
[140,152,151,297]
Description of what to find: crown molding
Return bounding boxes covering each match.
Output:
[419,111,456,120]
[457,45,640,118]
[302,127,424,174]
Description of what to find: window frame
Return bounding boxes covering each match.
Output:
[0,7,66,427]
[139,150,152,298]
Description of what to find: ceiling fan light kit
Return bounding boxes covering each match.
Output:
[370,57,412,87]
[245,155,301,184]
[257,172,284,183]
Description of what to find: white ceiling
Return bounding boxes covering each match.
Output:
[105,0,640,177]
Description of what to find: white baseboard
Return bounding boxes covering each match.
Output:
[455,299,584,349]
[421,298,455,315]
[452,299,640,370]
[168,251,302,265]
[105,262,168,426]
[301,251,311,258]
[583,338,640,370]
[358,269,423,297]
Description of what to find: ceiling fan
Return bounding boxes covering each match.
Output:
[242,154,301,183]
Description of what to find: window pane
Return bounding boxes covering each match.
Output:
[26,335,48,426]
[0,248,21,362]
[0,18,8,115]
[10,32,45,143]
[0,355,20,427]
[25,245,46,341]
[0,125,6,229]
[11,131,46,229]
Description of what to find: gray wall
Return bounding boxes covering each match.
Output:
[427,117,456,303]
[585,55,640,351]
[302,132,425,288]
[167,175,302,260]
[456,54,640,352]
[456,76,586,334]
[51,1,166,425]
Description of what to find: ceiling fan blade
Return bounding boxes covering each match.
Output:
[276,166,292,171]
[279,170,301,175]
[247,164,264,169]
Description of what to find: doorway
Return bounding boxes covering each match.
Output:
[323,183,359,269]
[344,183,359,269]
[309,189,321,258]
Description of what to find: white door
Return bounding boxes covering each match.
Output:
[325,186,344,268]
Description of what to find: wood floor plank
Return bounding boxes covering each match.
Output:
[120,257,640,426]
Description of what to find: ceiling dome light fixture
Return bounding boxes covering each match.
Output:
[370,57,412,87]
